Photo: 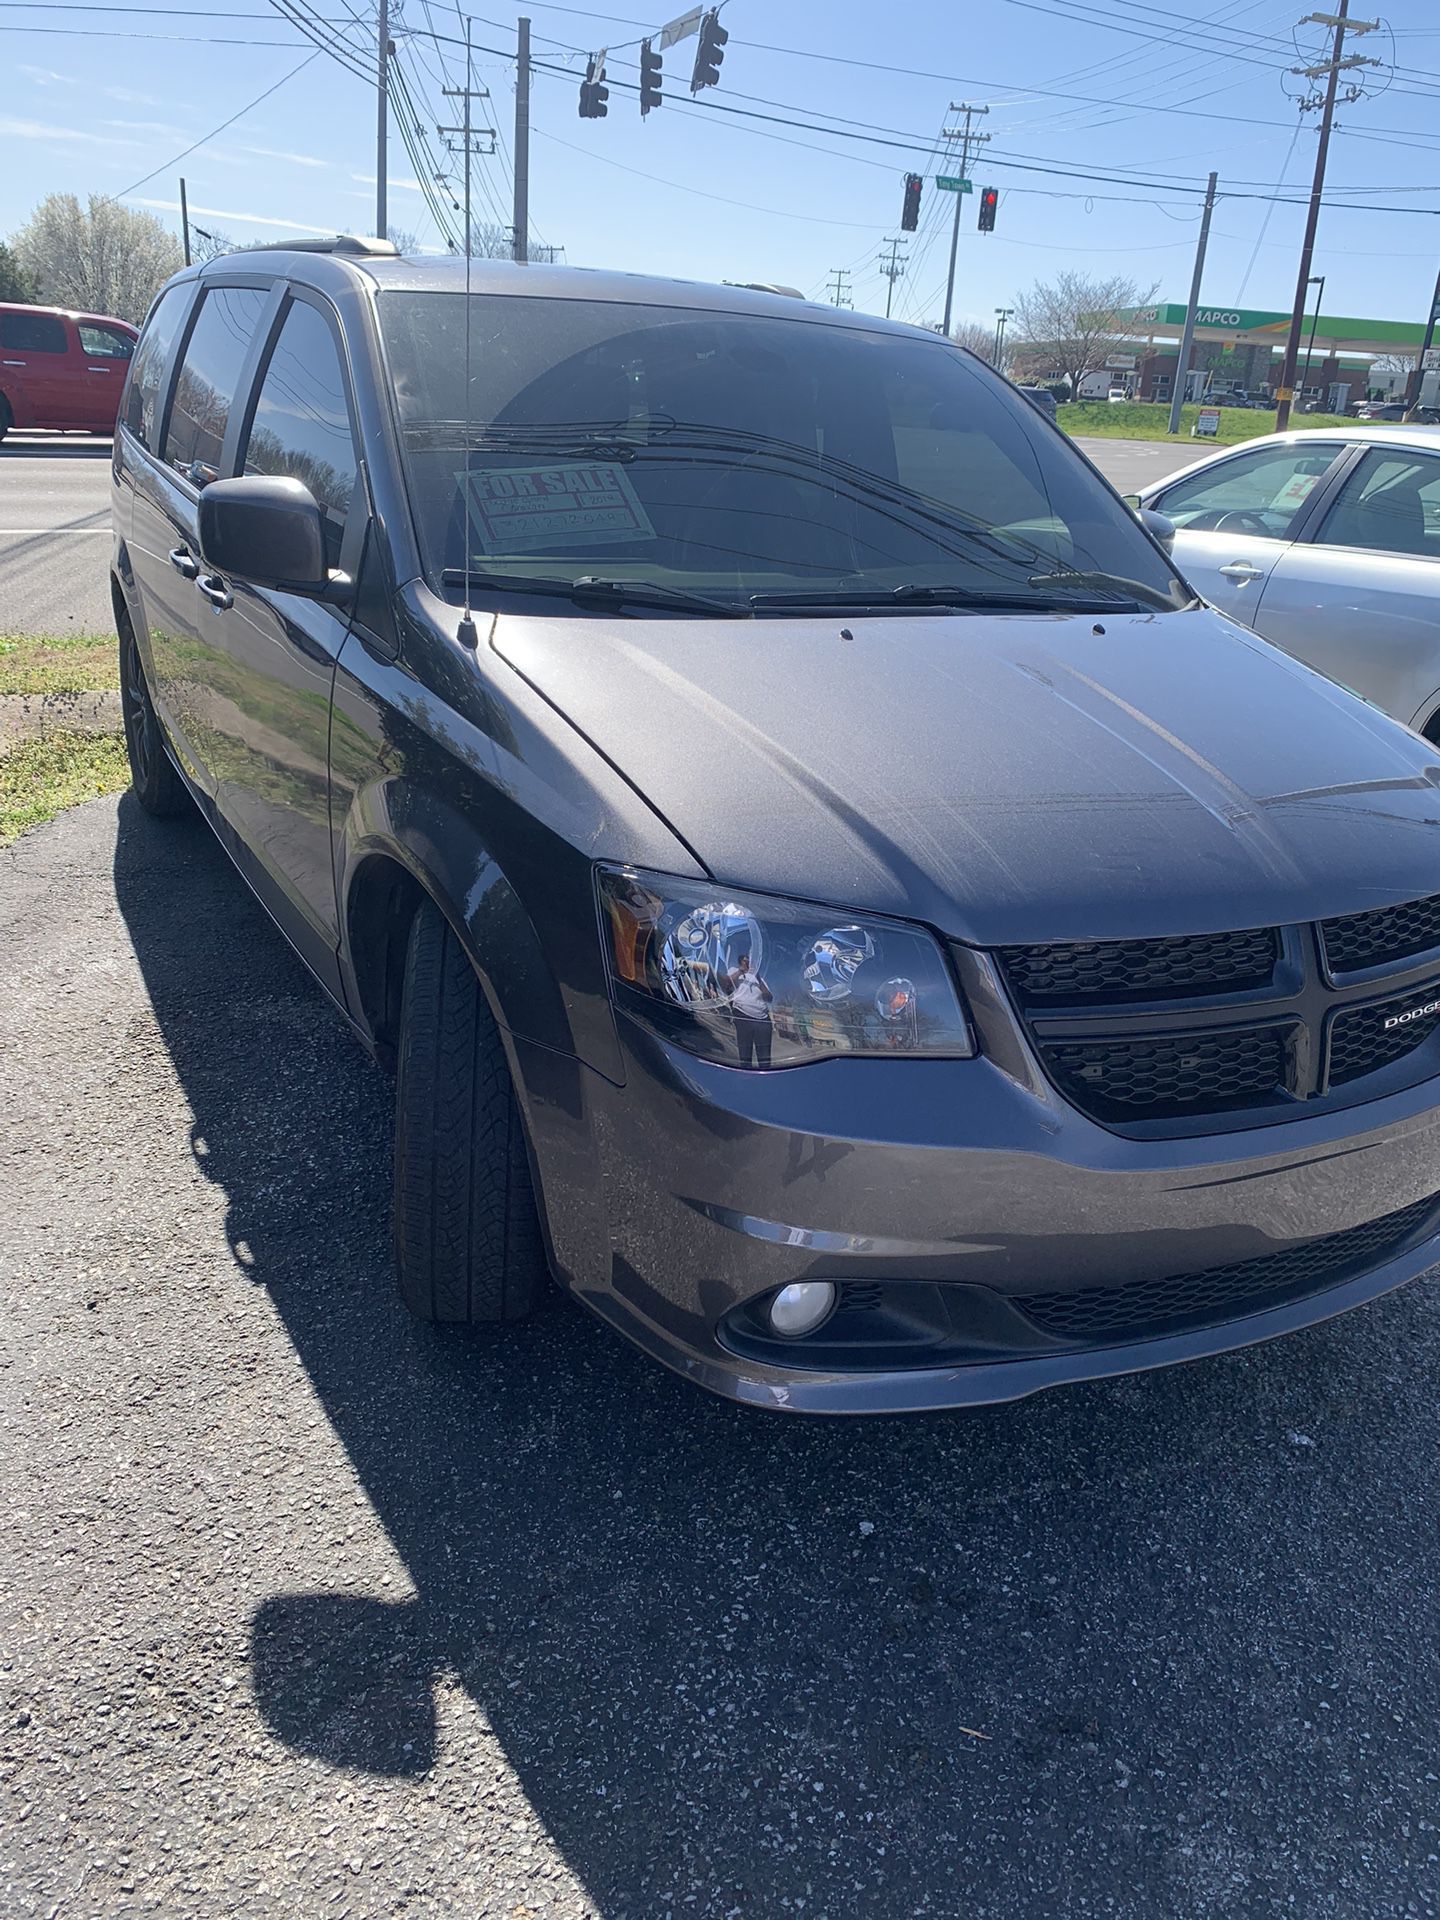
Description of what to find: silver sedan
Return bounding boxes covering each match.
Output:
[1137,425,1440,742]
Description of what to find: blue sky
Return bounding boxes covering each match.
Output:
[3,0,1440,333]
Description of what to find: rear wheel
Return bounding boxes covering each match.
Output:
[393,900,548,1324]
[119,613,190,817]
[0,396,11,444]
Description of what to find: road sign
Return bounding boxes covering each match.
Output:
[1423,347,1440,371]
[1193,406,1222,438]
[936,176,972,193]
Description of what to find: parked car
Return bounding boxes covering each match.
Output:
[112,242,1440,1414]
[1354,401,1407,422]
[1136,425,1440,741]
[0,301,137,439]
[1013,383,1058,421]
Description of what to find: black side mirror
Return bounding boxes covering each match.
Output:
[197,475,331,596]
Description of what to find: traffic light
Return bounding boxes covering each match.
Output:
[691,8,728,91]
[978,186,998,233]
[901,172,923,232]
[639,37,662,115]
[579,51,608,119]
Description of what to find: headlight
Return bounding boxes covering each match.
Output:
[596,866,974,1068]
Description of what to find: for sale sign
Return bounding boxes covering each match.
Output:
[458,461,657,553]
[1193,407,1222,438]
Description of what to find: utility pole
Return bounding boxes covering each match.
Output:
[1403,262,1440,420]
[879,238,907,320]
[941,102,989,338]
[179,175,191,266]
[827,268,852,309]
[993,305,1014,367]
[1273,2,1379,431]
[376,0,389,239]
[1167,170,1219,435]
[513,16,531,262]
[1299,272,1326,404]
[439,20,496,260]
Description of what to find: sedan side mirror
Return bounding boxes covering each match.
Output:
[197,475,332,596]
[1137,505,1177,553]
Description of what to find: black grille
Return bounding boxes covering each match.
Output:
[1014,1193,1438,1343]
[998,927,1278,1005]
[835,1282,882,1314]
[1328,979,1440,1086]
[1321,893,1440,975]
[1039,1025,1291,1123]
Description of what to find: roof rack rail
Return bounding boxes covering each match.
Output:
[222,235,400,258]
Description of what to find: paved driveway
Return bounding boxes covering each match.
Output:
[3,796,1438,1918]
[0,433,113,636]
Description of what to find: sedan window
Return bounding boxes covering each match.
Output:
[1156,443,1345,540]
[78,322,134,360]
[1317,447,1440,560]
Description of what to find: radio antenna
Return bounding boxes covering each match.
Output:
[458,13,478,646]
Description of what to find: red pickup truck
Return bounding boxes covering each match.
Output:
[0,302,138,440]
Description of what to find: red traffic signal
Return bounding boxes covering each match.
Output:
[901,172,923,233]
[978,186,998,233]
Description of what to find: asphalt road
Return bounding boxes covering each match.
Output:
[0,435,1193,640]
[0,433,114,636]
[3,794,1440,1919]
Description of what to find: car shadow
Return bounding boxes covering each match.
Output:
[111,793,1440,1915]
[0,435,113,458]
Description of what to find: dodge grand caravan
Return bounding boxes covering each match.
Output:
[110,239,1440,1413]
[1,301,137,438]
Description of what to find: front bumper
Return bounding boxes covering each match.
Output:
[515,1017,1440,1415]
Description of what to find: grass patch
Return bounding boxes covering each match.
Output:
[0,729,129,845]
[0,630,118,696]
[1060,400,1355,444]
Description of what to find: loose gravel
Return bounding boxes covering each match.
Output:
[3,795,1439,1918]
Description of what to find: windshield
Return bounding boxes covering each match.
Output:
[378,291,1190,615]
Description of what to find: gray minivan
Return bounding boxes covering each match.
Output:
[111,239,1440,1413]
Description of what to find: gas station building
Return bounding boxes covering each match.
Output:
[1103,303,1432,411]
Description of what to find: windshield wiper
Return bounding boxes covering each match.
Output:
[439,569,748,618]
[1025,569,1180,613]
[748,584,1099,612]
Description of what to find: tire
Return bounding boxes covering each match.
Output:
[0,396,11,443]
[393,900,548,1324]
[118,612,190,818]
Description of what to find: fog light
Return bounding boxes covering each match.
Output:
[768,1280,836,1338]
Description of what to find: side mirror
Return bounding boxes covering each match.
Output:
[197,475,331,596]
[1138,506,1177,553]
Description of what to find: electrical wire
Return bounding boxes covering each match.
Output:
[108,49,321,200]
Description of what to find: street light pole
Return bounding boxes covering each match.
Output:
[1167,171,1219,436]
[940,103,988,338]
[993,306,1013,367]
[1403,262,1440,420]
[375,0,389,239]
[1299,273,1326,411]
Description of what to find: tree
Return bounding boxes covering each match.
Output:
[190,224,233,263]
[948,319,1001,366]
[386,224,422,255]
[1371,351,1417,374]
[12,193,182,323]
[0,241,39,303]
[1010,272,1158,400]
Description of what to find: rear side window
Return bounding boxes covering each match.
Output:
[1318,447,1440,559]
[78,322,135,360]
[0,310,68,354]
[163,285,268,480]
[122,285,189,449]
[240,298,357,564]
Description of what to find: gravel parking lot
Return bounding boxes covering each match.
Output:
[3,795,1440,1918]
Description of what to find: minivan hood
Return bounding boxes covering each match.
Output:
[492,604,1440,946]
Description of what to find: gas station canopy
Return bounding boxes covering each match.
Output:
[1117,303,1428,358]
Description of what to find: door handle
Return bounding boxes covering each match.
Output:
[87,365,113,373]
[196,573,233,611]
[168,546,199,579]
[2,359,25,368]
[1219,561,1265,583]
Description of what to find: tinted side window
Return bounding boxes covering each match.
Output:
[1318,447,1440,560]
[163,285,268,479]
[122,285,189,450]
[79,322,135,360]
[240,299,357,564]
[0,310,68,354]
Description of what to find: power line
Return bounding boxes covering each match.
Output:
[109,49,320,199]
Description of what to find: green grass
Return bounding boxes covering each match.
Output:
[1059,400,1355,444]
[0,630,119,696]
[0,729,129,845]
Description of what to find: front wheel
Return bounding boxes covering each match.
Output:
[393,901,548,1324]
[119,614,190,817]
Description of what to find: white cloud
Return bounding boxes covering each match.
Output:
[103,85,162,107]
[0,116,138,148]
[103,118,190,138]
[19,64,70,85]
[350,171,426,194]
[132,196,335,236]
[244,144,329,168]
